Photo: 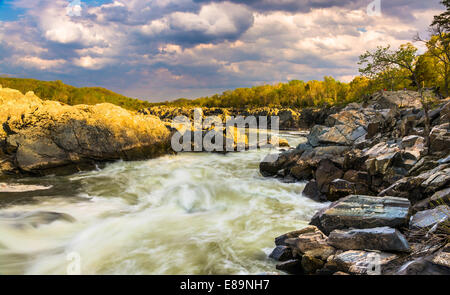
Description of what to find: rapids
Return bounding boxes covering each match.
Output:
[0,132,326,275]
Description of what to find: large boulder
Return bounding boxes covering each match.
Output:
[431,243,450,269]
[310,195,411,235]
[430,123,450,155]
[259,149,303,177]
[289,159,315,180]
[364,141,401,175]
[366,90,423,109]
[302,180,327,202]
[420,165,450,194]
[0,88,172,175]
[299,145,350,166]
[278,109,301,129]
[274,227,319,246]
[314,159,343,195]
[327,227,410,252]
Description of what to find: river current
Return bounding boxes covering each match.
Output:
[0,132,326,275]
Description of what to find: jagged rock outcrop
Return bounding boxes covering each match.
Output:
[0,87,173,176]
[260,90,449,203]
[364,90,425,109]
[379,163,450,203]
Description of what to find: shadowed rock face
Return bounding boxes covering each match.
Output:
[0,87,173,176]
[310,195,411,235]
[327,227,410,252]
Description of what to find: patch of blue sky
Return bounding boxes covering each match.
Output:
[0,0,26,21]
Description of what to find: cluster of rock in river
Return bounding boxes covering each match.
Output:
[261,91,450,275]
[0,86,286,177]
[139,104,339,130]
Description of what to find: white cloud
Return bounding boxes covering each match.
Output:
[0,0,444,100]
[15,56,66,70]
[139,2,254,43]
[73,56,113,69]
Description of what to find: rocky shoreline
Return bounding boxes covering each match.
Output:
[261,91,450,275]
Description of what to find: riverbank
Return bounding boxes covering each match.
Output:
[260,91,450,275]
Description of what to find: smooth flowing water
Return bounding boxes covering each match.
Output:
[0,132,326,275]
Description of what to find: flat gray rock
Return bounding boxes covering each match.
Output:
[328,227,410,252]
[410,205,449,230]
[310,195,411,235]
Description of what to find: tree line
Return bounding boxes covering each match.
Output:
[158,1,449,109]
[0,77,153,111]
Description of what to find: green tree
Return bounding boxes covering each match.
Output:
[432,0,450,32]
[415,0,450,96]
[359,43,433,151]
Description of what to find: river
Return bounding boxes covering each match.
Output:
[0,132,326,275]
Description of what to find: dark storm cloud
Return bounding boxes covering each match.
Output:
[136,4,254,47]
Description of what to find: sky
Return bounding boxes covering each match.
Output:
[0,0,446,101]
